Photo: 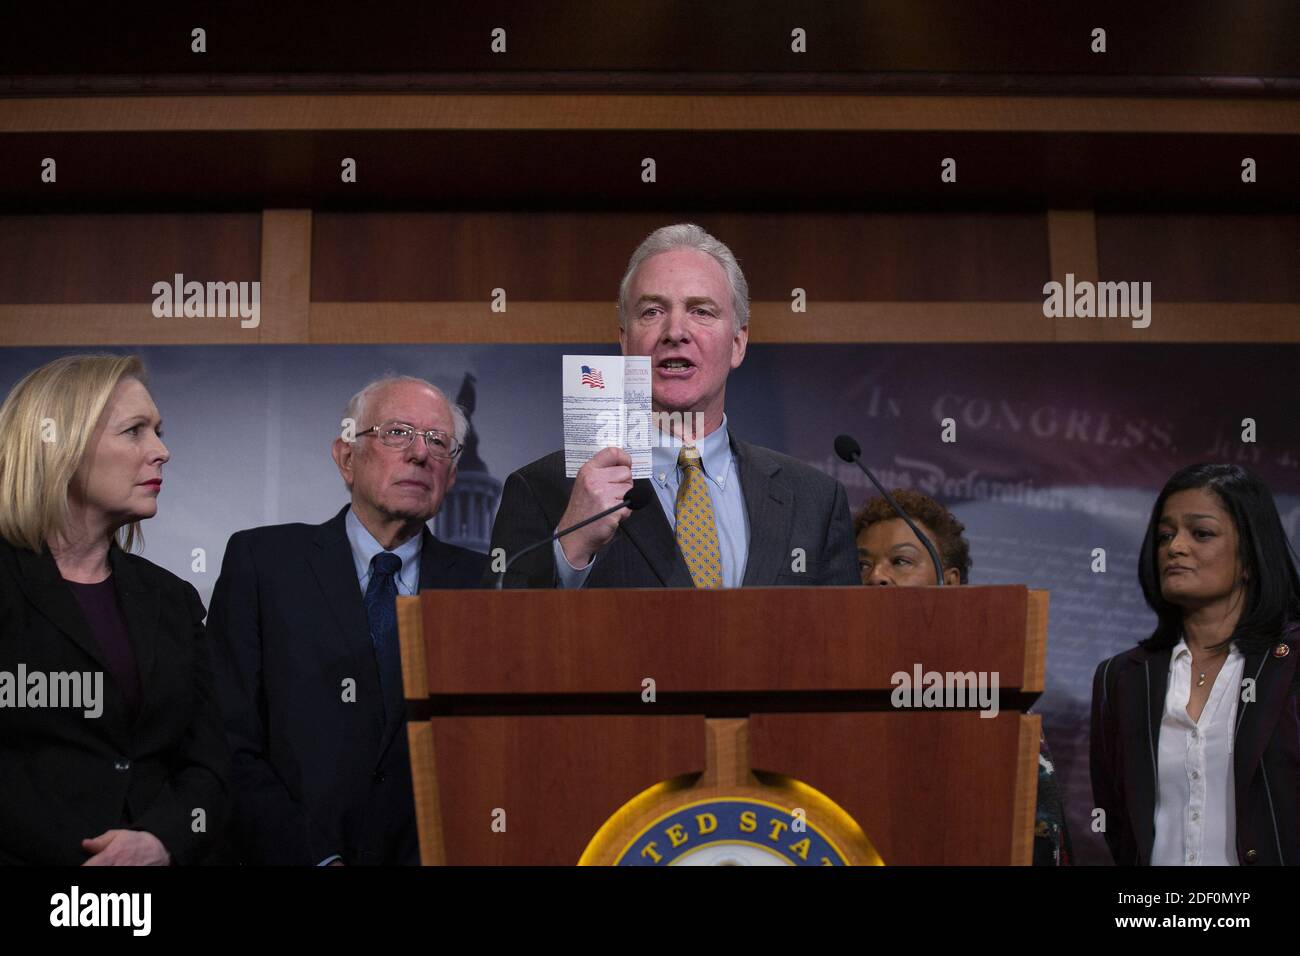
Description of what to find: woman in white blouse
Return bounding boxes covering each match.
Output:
[1091,462,1300,866]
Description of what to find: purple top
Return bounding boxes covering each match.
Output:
[66,577,141,720]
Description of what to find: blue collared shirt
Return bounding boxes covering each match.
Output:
[345,506,423,597]
[554,414,750,587]
[319,507,424,865]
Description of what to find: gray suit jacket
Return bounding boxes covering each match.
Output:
[487,435,859,588]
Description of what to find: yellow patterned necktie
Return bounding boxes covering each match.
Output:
[675,446,723,589]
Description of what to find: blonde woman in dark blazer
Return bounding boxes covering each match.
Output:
[0,354,229,865]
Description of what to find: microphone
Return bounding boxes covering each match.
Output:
[494,483,654,589]
[834,434,945,586]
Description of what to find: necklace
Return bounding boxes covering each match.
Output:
[1190,650,1227,687]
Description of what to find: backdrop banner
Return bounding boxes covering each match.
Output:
[5,342,1297,864]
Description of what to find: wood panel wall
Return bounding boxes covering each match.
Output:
[0,93,1296,345]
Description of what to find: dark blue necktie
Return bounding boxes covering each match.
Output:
[364,551,403,723]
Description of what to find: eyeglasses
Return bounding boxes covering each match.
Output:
[357,421,462,460]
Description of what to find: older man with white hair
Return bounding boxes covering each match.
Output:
[208,374,486,865]
[490,223,858,589]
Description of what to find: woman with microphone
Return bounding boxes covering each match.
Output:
[854,490,1073,865]
[1091,462,1300,865]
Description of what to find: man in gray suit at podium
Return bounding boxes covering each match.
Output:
[488,223,858,589]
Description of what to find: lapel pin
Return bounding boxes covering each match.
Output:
[1274,643,1291,659]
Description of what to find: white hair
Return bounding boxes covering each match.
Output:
[617,223,750,334]
[343,374,468,448]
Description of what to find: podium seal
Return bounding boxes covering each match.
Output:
[616,796,848,865]
[580,774,883,866]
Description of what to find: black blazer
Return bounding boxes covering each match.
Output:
[488,435,860,588]
[207,505,486,865]
[0,538,230,865]
[1090,626,1300,865]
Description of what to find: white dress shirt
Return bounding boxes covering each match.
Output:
[1150,637,1245,866]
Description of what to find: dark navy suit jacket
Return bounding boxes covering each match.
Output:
[207,505,486,865]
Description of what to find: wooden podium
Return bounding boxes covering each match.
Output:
[397,585,1048,865]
